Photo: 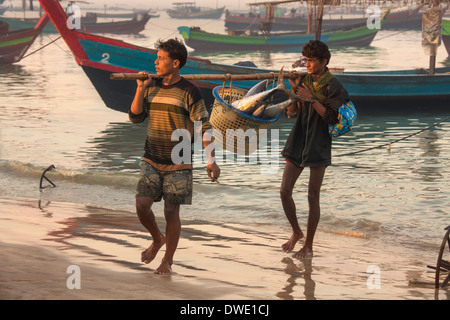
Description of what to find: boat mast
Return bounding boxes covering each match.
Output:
[422,0,445,74]
[248,0,340,39]
[249,0,302,35]
[315,0,325,40]
[314,0,340,40]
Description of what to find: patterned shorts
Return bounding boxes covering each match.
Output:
[136,161,193,205]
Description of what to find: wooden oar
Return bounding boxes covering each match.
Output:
[110,72,306,81]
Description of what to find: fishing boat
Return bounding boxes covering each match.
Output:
[225,4,422,32]
[0,15,56,33]
[167,2,225,19]
[443,19,450,57]
[0,12,96,33]
[178,21,381,52]
[382,5,422,30]
[180,0,385,51]
[80,13,150,34]
[0,13,49,65]
[224,9,368,32]
[91,8,158,19]
[38,0,450,115]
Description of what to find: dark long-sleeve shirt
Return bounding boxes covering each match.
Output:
[282,77,349,167]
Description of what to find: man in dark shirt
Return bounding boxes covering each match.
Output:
[280,40,350,259]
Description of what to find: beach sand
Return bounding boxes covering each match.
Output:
[0,195,448,301]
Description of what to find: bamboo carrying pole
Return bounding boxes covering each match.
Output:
[110,72,306,81]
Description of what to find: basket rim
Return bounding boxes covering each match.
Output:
[212,86,280,124]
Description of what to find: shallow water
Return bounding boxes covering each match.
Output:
[1,9,449,291]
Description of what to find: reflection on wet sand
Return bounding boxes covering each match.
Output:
[2,196,448,299]
[34,198,322,299]
[277,257,315,300]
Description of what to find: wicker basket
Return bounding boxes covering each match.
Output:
[210,86,280,155]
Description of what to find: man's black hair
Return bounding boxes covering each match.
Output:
[302,40,331,66]
[155,38,188,69]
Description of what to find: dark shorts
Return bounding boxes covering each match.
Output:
[136,161,193,205]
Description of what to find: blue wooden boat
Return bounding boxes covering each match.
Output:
[38,0,450,115]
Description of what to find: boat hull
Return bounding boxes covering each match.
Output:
[81,65,217,113]
[179,25,379,52]
[0,31,38,64]
[81,63,450,115]
[224,13,367,32]
[382,6,422,30]
[81,14,150,34]
[0,15,49,65]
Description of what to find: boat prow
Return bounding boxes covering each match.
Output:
[0,13,49,66]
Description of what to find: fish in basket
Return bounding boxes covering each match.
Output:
[209,69,298,155]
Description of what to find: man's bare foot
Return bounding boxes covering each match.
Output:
[293,245,313,260]
[141,237,166,264]
[281,231,304,253]
[154,259,173,275]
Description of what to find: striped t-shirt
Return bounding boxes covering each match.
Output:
[129,77,212,171]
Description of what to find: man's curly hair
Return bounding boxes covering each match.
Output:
[302,40,331,66]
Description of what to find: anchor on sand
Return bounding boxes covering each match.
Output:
[39,165,56,190]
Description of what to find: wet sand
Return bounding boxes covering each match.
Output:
[0,195,448,301]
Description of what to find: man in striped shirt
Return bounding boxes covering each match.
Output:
[129,39,220,275]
